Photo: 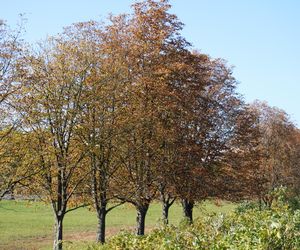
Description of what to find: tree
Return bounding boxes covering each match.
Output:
[0,19,24,106]
[213,104,265,203]
[109,0,203,234]
[250,101,300,205]
[109,0,249,227]
[289,128,300,195]
[0,130,36,200]
[0,19,25,200]
[66,21,129,243]
[171,56,246,223]
[17,34,92,250]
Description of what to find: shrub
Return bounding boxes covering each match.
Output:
[80,193,300,250]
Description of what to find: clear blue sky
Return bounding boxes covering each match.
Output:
[2,0,300,126]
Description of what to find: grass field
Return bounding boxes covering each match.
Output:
[0,200,235,249]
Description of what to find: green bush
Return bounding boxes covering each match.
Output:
[80,192,300,250]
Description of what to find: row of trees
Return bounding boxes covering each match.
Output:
[1,1,300,249]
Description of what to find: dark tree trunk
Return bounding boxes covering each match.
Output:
[158,183,176,225]
[53,166,66,250]
[53,215,64,250]
[9,186,15,200]
[182,199,194,224]
[91,154,109,244]
[136,204,149,235]
[96,205,107,244]
[162,202,170,224]
[259,197,263,211]
[161,197,175,224]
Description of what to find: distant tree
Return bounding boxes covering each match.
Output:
[250,101,300,205]
[214,104,265,203]
[205,101,300,208]
[289,129,300,195]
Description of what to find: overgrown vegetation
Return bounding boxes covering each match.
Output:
[83,189,300,250]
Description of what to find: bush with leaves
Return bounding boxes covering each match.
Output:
[78,190,300,250]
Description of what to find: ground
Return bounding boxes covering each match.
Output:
[0,200,235,249]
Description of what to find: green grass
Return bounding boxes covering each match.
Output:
[0,199,235,249]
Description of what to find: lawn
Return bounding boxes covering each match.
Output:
[0,199,235,249]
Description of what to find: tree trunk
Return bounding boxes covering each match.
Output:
[259,197,263,211]
[136,204,149,235]
[182,199,194,224]
[161,197,175,225]
[10,186,15,200]
[96,205,107,244]
[162,202,170,224]
[53,215,64,250]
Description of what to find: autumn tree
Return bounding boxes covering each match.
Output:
[0,19,24,107]
[219,101,300,207]
[212,104,265,203]
[289,129,300,195]
[108,0,206,235]
[169,57,247,223]
[151,51,212,224]
[64,21,129,243]
[0,19,25,199]
[106,0,250,227]
[250,101,300,205]
[0,130,36,200]
[17,34,93,250]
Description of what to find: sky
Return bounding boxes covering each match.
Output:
[1,0,300,126]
